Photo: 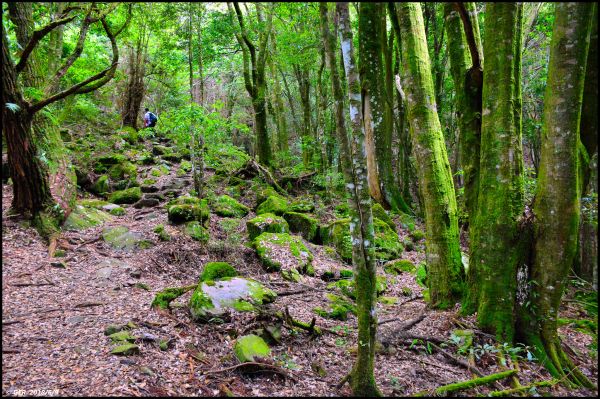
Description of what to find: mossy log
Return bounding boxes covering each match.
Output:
[412,369,517,397]
[482,379,557,397]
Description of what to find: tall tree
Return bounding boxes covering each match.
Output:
[519,2,594,387]
[2,3,130,229]
[121,15,149,130]
[464,3,524,342]
[359,3,409,213]
[228,2,274,166]
[444,2,483,224]
[320,3,380,396]
[397,2,464,308]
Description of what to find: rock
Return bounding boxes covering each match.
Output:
[233,335,271,363]
[63,204,112,231]
[256,195,288,216]
[153,224,171,241]
[134,198,160,208]
[139,332,158,342]
[110,343,139,356]
[212,195,250,217]
[253,233,313,276]
[108,331,136,343]
[161,178,187,191]
[289,199,315,213]
[100,204,126,216]
[372,203,396,230]
[141,185,159,193]
[320,218,403,262]
[167,197,209,224]
[246,213,289,241]
[255,186,280,207]
[283,212,319,242]
[96,267,113,279]
[66,315,85,324]
[101,203,121,212]
[102,226,149,251]
[139,366,155,376]
[189,277,276,321]
[104,324,124,336]
[96,154,128,168]
[384,259,415,275]
[130,270,142,278]
[161,152,182,162]
[410,229,425,241]
[109,187,142,204]
[152,145,169,156]
[144,192,165,201]
[108,161,137,181]
[51,261,67,268]
[74,166,94,191]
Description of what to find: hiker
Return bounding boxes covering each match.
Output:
[144,108,158,128]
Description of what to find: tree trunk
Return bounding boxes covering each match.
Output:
[320,3,380,396]
[268,57,288,155]
[444,2,483,225]
[464,3,525,342]
[122,31,147,130]
[397,2,464,309]
[519,3,594,387]
[2,25,53,216]
[294,65,312,169]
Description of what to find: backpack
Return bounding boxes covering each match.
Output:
[148,112,158,127]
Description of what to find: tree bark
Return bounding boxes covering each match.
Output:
[320,3,381,396]
[397,2,464,309]
[444,2,483,225]
[464,3,525,342]
[519,3,594,387]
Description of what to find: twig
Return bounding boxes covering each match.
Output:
[429,342,484,377]
[379,311,425,328]
[202,362,298,382]
[73,301,106,309]
[276,289,311,297]
[2,320,23,326]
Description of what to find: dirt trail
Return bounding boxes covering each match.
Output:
[2,156,597,397]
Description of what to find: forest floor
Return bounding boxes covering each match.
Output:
[1,136,598,397]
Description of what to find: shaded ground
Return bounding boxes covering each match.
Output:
[1,147,597,397]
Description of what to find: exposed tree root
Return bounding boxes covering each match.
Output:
[412,369,516,396]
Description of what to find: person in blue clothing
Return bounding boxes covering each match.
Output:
[143,108,158,128]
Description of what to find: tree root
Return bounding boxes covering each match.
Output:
[482,379,558,397]
[412,369,517,396]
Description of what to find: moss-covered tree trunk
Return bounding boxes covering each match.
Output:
[463,3,525,343]
[518,3,594,387]
[268,56,288,155]
[444,2,483,225]
[320,3,380,396]
[122,28,148,130]
[398,2,464,308]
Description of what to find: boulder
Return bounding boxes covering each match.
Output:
[212,195,250,218]
[63,204,112,231]
[372,203,395,230]
[102,226,152,251]
[246,213,289,241]
[109,187,142,204]
[283,212,318,242]
[199,262,238,282]
[167,197,209,224]
[253,233,313,277]
[256,195,288,216]
[233,335,271,363]
[189,277,276,321]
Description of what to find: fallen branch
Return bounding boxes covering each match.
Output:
[276,289,311,297]
[379,311,425,328]
[73,301,106,309]
[2,320,23,326]
[234,159,286,194]
[482,379,558,397]
[428,342,484,377]
[202,361,298,382]
[412,369,517,396]
[10,279,55,287]
[276,307,322,336]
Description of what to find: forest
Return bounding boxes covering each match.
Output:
[1,2,597,397]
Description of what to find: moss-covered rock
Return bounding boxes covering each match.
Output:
[212,195,250,217]
[189,277,276,321]
[314,293,356,321]
[63,204,113,231]
[138,153,155,165]
[153,224,171,241]
[79,199,109,209]
[110,343,139,356]
[410,229,425,241]
[283,212,319,242]
[253,233,313,276]
[162,152,182,162]
[246,213,289,241]
[255,186,280,206]
[372,203,395,230]
[185,221,209,243]
[167,199,210,224]
[92,175,110,195]
[109,187,142,204]
[108,330,136,343]
[102,226,148,251]
[152,145,169,156]
[234,334,271,362]
[320,218,403,262]
[289,199,315,213]
[108,161,137,181]
[384,259,416,275]
[327,276,387,299]
[108,206,126,216]
[256,195,289,216]
[96,153,127,169]
[200,262,238,282]
[179,160,192,172]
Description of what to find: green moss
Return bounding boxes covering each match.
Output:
[96,153,127,169]
[108,162,137,181]
[256,195,289,216]
[151,285,195,309]
[168,201,209,224]
[398,212,416,232]
[253,232,313,273]
[150,168,162,177]
[79,199,109,209]
[179,160,192,172]
[314,293,356,321]
[246,213,289,241]
[384,259,416,275]
[185,221,209,243]
[109,206,126,216]
[283,212,319,242]
[372,203,395,230]
[153,224,171,241]
[109,187,142,204]
[410,229,425,241]
[379,296,398,305]
[415,263,427,287]
[401,286,413,296]
[233,334,271,362]
[92,175,110,195]
[212,195,250,217]
[63,205,113,231]
[340,269,354,278]
[143,178,157,185]
[256,186,280,206]
[54,249,66,257]
[109,331,135,343]
[289,199,315,213]
[200,262,238,282]
[110,343,139,356]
